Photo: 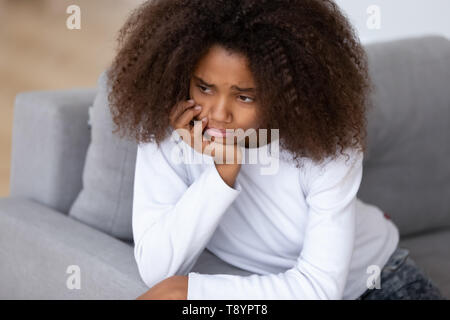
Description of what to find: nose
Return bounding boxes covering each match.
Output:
[204,97,232,125]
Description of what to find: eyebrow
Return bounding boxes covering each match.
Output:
[193,75,256,93]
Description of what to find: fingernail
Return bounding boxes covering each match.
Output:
[194,105,202,110]
[188,99,194,104]
[202,117,207,122]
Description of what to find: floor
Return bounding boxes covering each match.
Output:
[0,0,143,197]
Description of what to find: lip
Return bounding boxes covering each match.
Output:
[205,127,233,138]
[206,126,228,132]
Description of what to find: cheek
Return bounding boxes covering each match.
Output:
[238,112,261,131]
[188,85,194,99]
[247,110,262,129]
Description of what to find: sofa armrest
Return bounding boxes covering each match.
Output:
[10,88,97,214]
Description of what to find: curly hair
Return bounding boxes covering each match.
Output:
[107,0,374,167]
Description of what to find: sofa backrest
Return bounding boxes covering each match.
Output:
[357,35,450,237]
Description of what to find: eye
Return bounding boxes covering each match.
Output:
[196,84,255,103]
[239,95,255,103]
[196,84,211,94]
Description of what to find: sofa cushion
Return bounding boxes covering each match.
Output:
[357,36,450,237]
[0,196,146,299]
[0,197,255,299]
[190,248,254,277]
[10,88,96,215]
[68,70,137,241]
[399,228,450,299]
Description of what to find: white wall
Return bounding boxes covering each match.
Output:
[334,0,450,44]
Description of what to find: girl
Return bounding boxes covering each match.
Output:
[106,0,445,300]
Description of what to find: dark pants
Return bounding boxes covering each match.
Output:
[356,246,447,300]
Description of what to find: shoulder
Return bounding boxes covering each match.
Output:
[138,127,184,159]
[306,147,363,175]
[136,127,189,180]
[300,147,364,193]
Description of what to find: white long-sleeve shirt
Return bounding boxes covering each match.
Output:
[132,128,399,300]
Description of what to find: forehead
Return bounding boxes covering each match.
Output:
[193,45,255,86]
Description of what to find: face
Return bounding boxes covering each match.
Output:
[189,44,267,148]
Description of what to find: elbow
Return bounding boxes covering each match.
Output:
[134,240,170,288]
[136,262,160,289]
[132,222,194,288]
[322,285,344,300]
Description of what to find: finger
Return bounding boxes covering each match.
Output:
[211,141,234,163]
[169,99,195,125]
[190,115,208,136]
[190,116,208,150]
[175,109,204,146]
[175,105,202,129]
[192,136,212,155]
[202,138,216,157]
[170,99,195,121]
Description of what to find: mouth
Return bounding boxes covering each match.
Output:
[204,126,233,138]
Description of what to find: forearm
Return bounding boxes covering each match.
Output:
[135,164,241,288]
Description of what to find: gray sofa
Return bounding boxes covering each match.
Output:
[1,35,449,299]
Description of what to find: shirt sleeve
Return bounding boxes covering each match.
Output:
[132,136,242,289]
[187,147,363,300]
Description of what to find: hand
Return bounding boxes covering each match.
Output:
[169,99,212,156]
[136,275,188,300]
[208,138,243,166]
[168,99,243,165]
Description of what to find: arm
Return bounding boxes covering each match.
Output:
[133,138,242,289]
[187,148,364,300]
